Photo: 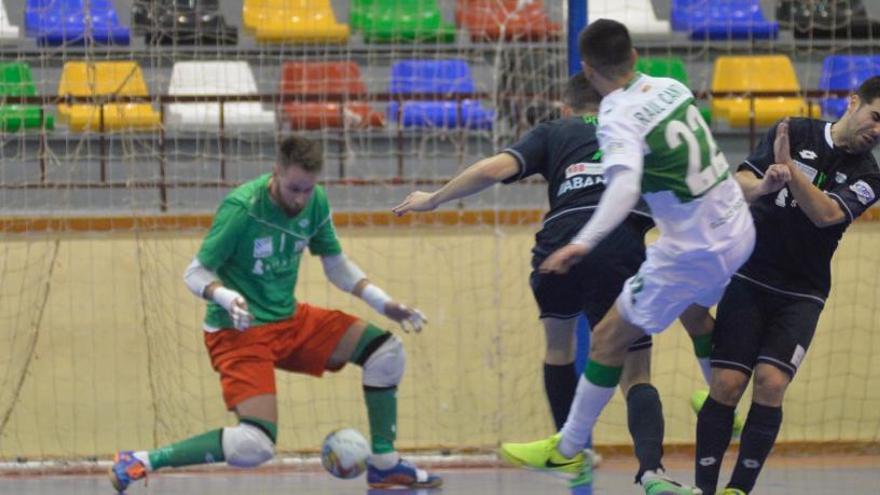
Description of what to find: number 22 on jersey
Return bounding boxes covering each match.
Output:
[665,105,729,197]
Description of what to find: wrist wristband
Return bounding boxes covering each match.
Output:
[212,286,240,311]
[361,284,391,315]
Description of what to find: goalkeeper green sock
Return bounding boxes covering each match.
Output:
[146,429,225,471]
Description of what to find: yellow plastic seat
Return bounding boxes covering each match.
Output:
[712,55,820,128]
[243,0,349,43]
[57,61,160,132]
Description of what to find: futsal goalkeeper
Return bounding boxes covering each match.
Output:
[109,135,441,491]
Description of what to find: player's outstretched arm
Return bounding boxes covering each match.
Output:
[184,258,253,330]
[775,118,846,227]
[392,153,519,216]
[322,254,428,332]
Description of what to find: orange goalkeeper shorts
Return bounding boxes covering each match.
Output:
[204,302,359,410]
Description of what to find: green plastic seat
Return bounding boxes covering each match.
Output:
[350,0,456,43]
[635,57,711,124]
[0,62,54,132]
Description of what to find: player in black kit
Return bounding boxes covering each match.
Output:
[693,76,880,495]
[393,73,714,483]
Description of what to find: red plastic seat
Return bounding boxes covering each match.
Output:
[455,0,560,41]
[280,61,383,129]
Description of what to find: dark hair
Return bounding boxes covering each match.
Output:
[278,135,323,172]
[578,18,633,78]
[857,76,880,106]
[563,72,602,113]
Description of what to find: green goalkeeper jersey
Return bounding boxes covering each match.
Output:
[197,173,342,330]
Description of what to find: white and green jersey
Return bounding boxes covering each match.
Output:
[598,73,751,254]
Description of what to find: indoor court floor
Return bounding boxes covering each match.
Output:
[2,454,877,494]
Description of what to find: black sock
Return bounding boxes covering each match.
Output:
[728,403,782,493]
[626,383,664,483]
[543,362,577,431]
[695,396,736,495]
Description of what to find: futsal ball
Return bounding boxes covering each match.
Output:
[321,428,370,479]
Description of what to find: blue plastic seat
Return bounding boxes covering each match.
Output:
[388,59,494,129]
[671,0,778,40]
[819,55,880,119]
[25,0,130,46]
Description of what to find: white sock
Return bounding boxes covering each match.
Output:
[132,451,153,472]
[369,451,400,470]
[558,375,616,458]
[698,357,712,385]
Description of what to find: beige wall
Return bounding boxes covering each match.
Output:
[1,223,878,459]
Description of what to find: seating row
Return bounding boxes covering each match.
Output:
[9,0,880,46]
[1,59,494,132]
[1,55,874,132]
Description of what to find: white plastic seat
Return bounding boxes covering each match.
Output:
[165,61,275,131]
[0,0,21,41]
[588,0,670,35]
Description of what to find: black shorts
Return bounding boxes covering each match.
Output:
[711,276,823,378]
[530,217,651,352]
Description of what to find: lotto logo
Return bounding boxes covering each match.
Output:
[742,459,761,469]
[699,457,717,467]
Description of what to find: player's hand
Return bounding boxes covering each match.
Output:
[392,191,437,216]
[384,302,428,333]
[538,244,589,275]
[773,117,793,166]
[213,287,254,330]
[759,163,792,195]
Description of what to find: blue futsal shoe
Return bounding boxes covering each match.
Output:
[367,458,443,489]
[109,450,147,492]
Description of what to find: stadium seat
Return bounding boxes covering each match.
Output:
[131,0,237,45]
[588,0,670,35]
[388,59,493,129]
[0,62,54,132]
[351,0,456,43]
[634,57,711,124]
[671,0,778,40]
[0,0,20,41]
[280,61,383,130]
[819,55,880,119]
[166,61,275,131]
[25,0,130,46]
[778,0,880,39]
[455,0,560,41]
[242,0,348,43]
[56,61,159,132]
[711,55,820,128]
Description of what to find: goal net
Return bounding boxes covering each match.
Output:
[0,0,877,472]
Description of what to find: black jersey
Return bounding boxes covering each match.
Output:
[737,118,880,303]
[502,115,652,249]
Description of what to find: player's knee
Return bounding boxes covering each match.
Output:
[711,371,749,405]
[222,423,275,468]
[753,367,790,403]
[362,333,405,388]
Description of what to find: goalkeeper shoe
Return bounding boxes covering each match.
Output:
[721,489,747,495]
[109,451,147,492]
[367,458,442,489]
[691,390,744,439]
[499,433,587,475]
[641,469,703,495]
